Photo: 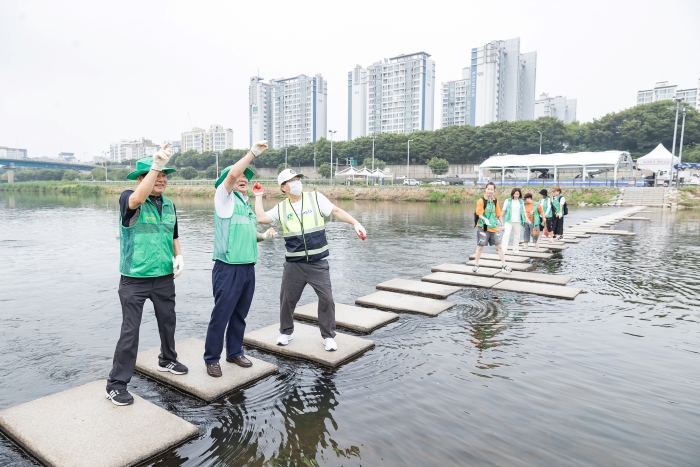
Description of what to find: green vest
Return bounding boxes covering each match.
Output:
[504,198,525,225]
[525,202,541,226]
[120,195,176,278]
[539,198,553,219]
[552,195,562,213]
[278,192,329,262]
[477,198,499,230]
[213,191,258,264]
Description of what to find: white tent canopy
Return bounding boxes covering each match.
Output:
[635,144,679,173]
[478,150,633,182]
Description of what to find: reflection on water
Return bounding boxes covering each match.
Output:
[1,192,700,466]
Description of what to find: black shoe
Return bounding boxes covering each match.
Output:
[105,389,134,406]
[158,360,188,375]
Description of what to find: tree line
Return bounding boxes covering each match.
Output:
[164,101,699,175]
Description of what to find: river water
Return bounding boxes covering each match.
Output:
[0,192,699,466]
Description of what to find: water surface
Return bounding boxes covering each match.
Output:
[0,192,698,466]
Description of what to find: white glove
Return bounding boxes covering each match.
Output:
[173,255,184,278]
[152,144,173,172]
[251,140,268,157]
[482,217,491,226]
[262,228,278,241]
[354,223,367,240]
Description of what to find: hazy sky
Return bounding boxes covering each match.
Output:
[1,0,699,162]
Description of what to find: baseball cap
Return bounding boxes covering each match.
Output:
[277,168,304,186]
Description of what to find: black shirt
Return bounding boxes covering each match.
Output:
[119,190,179,239]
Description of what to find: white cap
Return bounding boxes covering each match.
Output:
[277,168,304,186]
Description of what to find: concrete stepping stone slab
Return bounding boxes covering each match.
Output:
[243,323,374,368]
[503,250,553,259]
[494,270,572,285]
[539,243,567,250]
[466,259,533,271]
[492,280,582,300]
[422,272,503,288]
[587,230,635,236]
[622,217,649,220]
[294,301,398,334]
[431,263,501,277]
[469,253,529,262]
[0,380,198,467]
[355,291,455,316]
[375,278,462,299]
[135,338,277,402]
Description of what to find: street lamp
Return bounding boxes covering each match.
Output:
[329,130,337,186]
[371,135,376,171]
[537,131,542,155]
[214,151,219,178]
[676,107,687,188]
[407,139,413,179]
[284,147,288,170]
[670,97,683,185]
[313,144,316,172]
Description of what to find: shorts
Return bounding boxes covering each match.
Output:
[476,229,502,247]
[523,222,539,243]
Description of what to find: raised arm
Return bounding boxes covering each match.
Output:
[222,140,268,194]
[128,144,171,209]
[253,184,274,224]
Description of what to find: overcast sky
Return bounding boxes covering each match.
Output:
[1,0,699,162]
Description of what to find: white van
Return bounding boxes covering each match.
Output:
[403,178,420,186]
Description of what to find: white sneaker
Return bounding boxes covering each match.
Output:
[323,338,338,351]
[472,265,479,273]
[276,334,293,346]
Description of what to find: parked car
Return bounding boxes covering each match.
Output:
[684,173,700,186]
[428,180,449,186]
[403,178,420,186]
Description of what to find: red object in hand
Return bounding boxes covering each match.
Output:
[252,182,263,194]
[357,231,366,241]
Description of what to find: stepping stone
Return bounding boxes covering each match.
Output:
[355,291,455,316]
[431,263,500,277]
[376,278,461,299]
[494,270,572,285]
[0,380,198,467]
[466,259,533,271]
[622,217,649,220]
[294,301,398,333]
[587,230,635,236]
[422,272,503,288]
[505,250,553,259]
[492,280,582,300]
[135,338,277,402]
[243,323,373,368]
[539,244,567,250]
[469,253,529,263]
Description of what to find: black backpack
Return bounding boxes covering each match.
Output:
[474,197,497,230]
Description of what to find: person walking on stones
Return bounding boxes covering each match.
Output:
[253,169,367,352]
[500,187,525,254]
[472,182,512,274]
[538,189,554,239]
[106,145,188,406]
[203,141,279,378]
[523,192,545,250]
[551,187,567,240]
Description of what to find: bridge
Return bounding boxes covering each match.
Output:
[0,158,98,183]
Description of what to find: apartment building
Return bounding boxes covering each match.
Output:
[637,81,700,111]
[180,125,233,153]
[441,67,471,128]
[249,76,272,147]
[534,93,577,123]
[109,138,159,163]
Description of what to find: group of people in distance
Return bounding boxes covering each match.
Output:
[105,141,366,406]
[472,181,567,273]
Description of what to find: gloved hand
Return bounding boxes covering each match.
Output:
[482,217,491,226]
[251,140,268,157]
[354,223,367,240]
[152,143,172,172]
[253,182,264,197]
[173,255,184,278]
[262,228,278,241]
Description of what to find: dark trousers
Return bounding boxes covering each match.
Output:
[204,261,255,364]
[553,216,565,235]
[280,260,336,339]
[107,275,177,391]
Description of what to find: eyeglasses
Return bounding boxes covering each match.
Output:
[281,176,300,186]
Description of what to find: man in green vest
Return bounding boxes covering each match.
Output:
[253,169,367,352]
[538,189,554,237]
[106,144,188,406]
[203,141,278,378]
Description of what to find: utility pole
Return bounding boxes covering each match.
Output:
[407,139,413,179]
[215,151,219,178]
[670,97,682,185]
[329,130,336,186]
[537,131,542,155]
[313,144,316,172]
[371,135,376,171]
[676,107,687,188]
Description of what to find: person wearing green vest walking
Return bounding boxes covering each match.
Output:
[203,141,278,378]
[538,189,554,238]
[106,145,188,406]
[500,187,526,253]
[472,182,512,274]
[253,169,367,352]
[551,187,567,240]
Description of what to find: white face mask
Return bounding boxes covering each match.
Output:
[288,180,303,196]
